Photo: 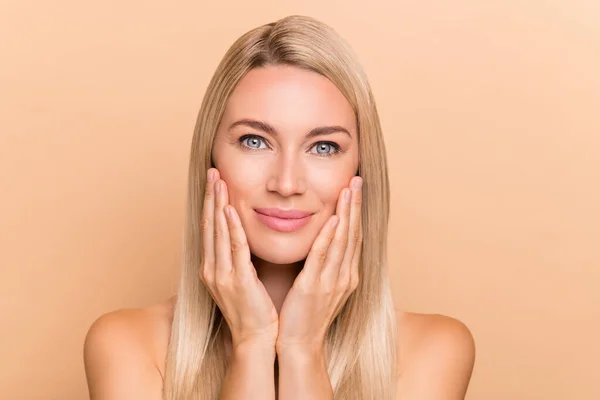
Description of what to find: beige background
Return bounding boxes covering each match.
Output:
[1,1,598,399]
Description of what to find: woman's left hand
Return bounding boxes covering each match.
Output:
[276,176,364,353]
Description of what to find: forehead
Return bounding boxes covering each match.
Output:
[221,65,356,135]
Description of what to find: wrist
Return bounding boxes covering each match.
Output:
[275,341,326,361]
[233,338,277,359]
[276,344,329,380]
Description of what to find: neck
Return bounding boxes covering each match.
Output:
[251,253,304,314]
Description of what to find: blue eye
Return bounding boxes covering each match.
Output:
[240,135,268,150]
[310,142,340,156]
[238,134,341,157]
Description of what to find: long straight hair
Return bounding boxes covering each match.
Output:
[163,15,397,399]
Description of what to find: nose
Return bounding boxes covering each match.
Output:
[266,152,307,197]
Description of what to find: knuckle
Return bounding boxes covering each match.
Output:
[213,227,222,241]
[201,275,213,287]
[317,251,328,265]
[199,267,213,283]
[337,236,348,250]
[323,281,337,295]
[294,276,312,293]
[204,184,213,197]
[215,275,229,289]
[336,279,349,292]
[200,217,210,233]
[353,193,362,205]
[350,274,359,290]
[234,271,253,286]
[230,239,247,253]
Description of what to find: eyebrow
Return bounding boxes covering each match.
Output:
[228,118,352,139]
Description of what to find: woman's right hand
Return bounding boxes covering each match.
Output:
[200,168,279,351]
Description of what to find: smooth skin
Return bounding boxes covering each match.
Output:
[206,166,362,399]
[203,168,279,399]
[203,167,362,352]
[83,300,475,399]
[201,169,280,351]
[83,65,475,399]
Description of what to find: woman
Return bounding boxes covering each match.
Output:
[84,15,475,399]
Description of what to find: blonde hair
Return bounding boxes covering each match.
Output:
[163,15,397,399]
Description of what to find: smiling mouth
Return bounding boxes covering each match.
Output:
[254,210,313,232]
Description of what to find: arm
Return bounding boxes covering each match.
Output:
[276,345,333,400]
[83,311,163,400]
[85,310,277,400]
[220,341,277,400]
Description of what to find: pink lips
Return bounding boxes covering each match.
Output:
[254,208,313,232]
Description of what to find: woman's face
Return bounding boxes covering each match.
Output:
[211,64,359,265]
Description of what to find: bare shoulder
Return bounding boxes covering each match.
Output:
[395,309,476,400]
[83,296,175,399]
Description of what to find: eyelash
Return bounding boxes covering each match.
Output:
[237,134,342,157]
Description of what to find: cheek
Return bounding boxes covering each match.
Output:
[307,168,349,203]
[218,155,262,188]
[219,168,260,209]
[323,188,342,213]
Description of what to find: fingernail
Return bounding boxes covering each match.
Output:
[208,169,215,182]
[352,177,363,191]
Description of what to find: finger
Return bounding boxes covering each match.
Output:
[214,179,233,274]
[332,211,363,321]
[321,187,352,283]
[350,213,363,291]
[224,205,253,278]
[340,177,363,281]
[200,168,219,281]
[302,214,339,283]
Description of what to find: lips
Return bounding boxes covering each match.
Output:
[254,208,314,232]
[254,208,313,219]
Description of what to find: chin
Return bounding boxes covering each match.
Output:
[248,237,312,265]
